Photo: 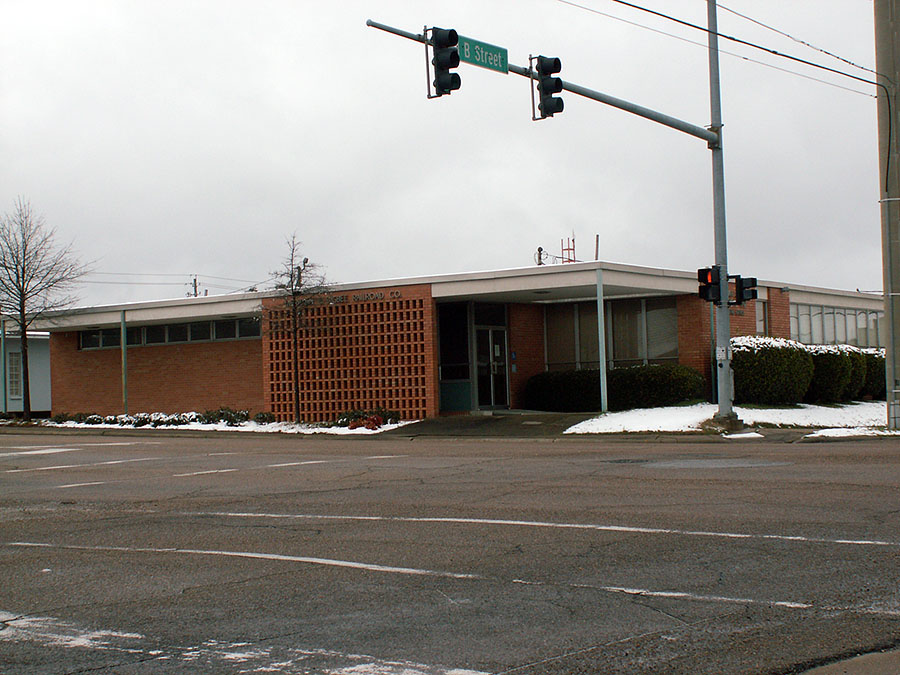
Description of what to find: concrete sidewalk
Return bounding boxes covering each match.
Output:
[380,410,814,442]
[801,647,900,674]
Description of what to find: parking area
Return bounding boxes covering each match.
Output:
[1,430,899,674]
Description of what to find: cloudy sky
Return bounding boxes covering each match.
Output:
[0,0,883,306]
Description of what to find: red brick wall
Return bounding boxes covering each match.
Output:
[50,332,264,416]
[507,304,545,409]
[263,284,438,423]
[767,287,791,338]
[677,285,792,394]
[677,295,713,381]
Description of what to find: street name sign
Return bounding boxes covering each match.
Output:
[457,35,508,74]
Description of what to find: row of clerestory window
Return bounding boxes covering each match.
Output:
[78,317,261,350]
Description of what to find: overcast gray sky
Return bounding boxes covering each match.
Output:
[0,0,882,306]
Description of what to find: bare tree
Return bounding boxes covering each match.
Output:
[0,198,90,420]
[271,233,328,424]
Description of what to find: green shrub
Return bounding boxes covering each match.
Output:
[732,337,813,405]
[333,408,400,427]
[200,407,250,426]
[522,369,603,412]
[51,413,71,424]
[253,412,276,425]
[861,349,886,400]
[606,364,704,411]
[522,364,703,413]
[804,346,852,404]
[839,346,867,401]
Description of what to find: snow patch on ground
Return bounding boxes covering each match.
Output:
[565,401,898,436]
[41,419,418,435]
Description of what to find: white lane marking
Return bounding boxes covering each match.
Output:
[7,542,898,618]
[191,512,900,549]
[3,442,161,450]
[172,454,400,477]
[6,457,161,473]
[263,460,329,468]
[0,448,81,458]
[172,469,238,477]
[54,482,107,489]
[581,584,813,610]
[7,542,479,580]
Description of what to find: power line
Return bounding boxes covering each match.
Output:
[557,0,874,97]
[559,0,883,90]
[86,271,260,284]
[718,3,878,77]
[557,0,893,191]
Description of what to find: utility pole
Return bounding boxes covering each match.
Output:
[874,0,900,429]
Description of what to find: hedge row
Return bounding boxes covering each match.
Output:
[732,337,885,405]
[522,363,704,413]
[49,408,268,427]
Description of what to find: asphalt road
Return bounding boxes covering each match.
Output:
[1,429,899,674]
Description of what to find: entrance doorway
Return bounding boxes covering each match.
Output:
[476,328,508,409]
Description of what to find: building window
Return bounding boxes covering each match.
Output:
[790,303,885,347]
[238,317,261,337]
[756,300,768,336]
[145,325,166,344]
[544,296,678,371]
[645,297,678,361]
[610,299,643,367]
[7,351,22,399]
[545,304,576,371]
[78,317,261,349]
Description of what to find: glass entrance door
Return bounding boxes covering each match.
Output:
[476,328,508,409]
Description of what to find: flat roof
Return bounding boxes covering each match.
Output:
[31,260,885,331]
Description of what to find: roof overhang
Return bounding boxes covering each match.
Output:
[30,261,885,331]
[34,292,265,331]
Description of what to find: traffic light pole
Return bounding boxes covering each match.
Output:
[369,2,741,427]
[706,0,736,426]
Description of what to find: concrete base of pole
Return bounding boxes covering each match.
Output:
[711,413,743,433]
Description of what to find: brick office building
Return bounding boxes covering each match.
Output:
[39,261,886,421]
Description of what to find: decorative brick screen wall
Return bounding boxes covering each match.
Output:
[263,284,438,423]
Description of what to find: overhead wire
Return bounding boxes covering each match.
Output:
[556,0,893,190]
[558,0,882,90]
[557,0,874,98]
[718,3,878,77]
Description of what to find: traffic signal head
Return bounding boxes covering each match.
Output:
[432,28,461,96]
[536,56,564,118]
[734,276,758,304]
[698,266,721,303]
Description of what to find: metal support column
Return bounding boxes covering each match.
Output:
[120,311,128,415]
[1,319,6,415]
[596,268,608,413]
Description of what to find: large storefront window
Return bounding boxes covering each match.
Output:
[610,299,642,367]
[545,304,576,371]
[645,298,678,360]
[545,296,678,370]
